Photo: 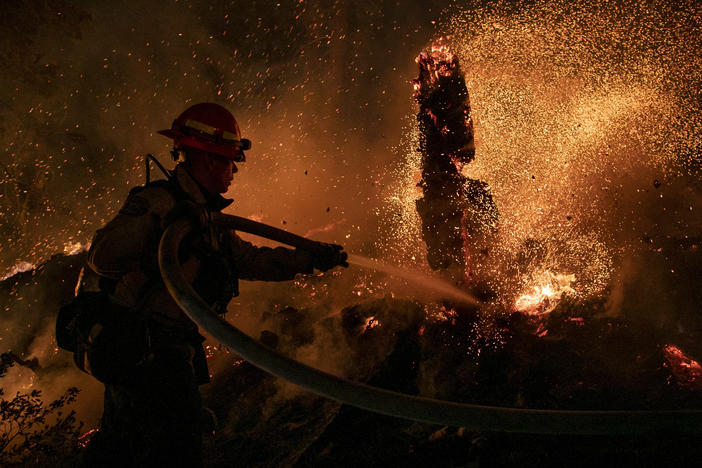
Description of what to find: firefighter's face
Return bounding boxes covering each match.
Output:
[206,153,238,193]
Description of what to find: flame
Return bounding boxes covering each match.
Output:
[63,241,90,256]
[0,240,88,281]
[0,261,35,281]
[514,271,575,316]
[412,37,459,96]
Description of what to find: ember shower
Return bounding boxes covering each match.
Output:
[0,0,455,273]
[0,0,700,456]
[385,0,700,314]
[1,0,699,279]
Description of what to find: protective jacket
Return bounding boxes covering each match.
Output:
[87,163,315,381]
[81,162,319,467]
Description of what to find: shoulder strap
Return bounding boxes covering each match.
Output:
[126,164,188,204]
[145,153,171,184]
[146,178,188,203]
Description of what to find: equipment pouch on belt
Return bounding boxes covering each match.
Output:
[56,291,149,384]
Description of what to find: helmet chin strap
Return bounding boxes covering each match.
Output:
[159,214,702,435]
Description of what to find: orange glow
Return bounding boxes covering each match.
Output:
[663,345,702,390]
[78,428,99,449]
[1,261,35,280]
[411,37,459,97]
[63,241,91,256]
[514,271,575,316]
[363,316,381,332]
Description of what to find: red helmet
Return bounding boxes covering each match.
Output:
[158,103,251,161]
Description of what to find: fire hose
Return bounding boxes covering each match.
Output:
[158,213,702,435]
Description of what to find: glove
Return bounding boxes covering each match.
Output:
[310,242,348,272]
[164,200,210,228]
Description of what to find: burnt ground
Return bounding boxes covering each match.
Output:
[2,248,702,467]
[201,293,702,468]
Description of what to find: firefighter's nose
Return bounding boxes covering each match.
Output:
[231,162,238,174]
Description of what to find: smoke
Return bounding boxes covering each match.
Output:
[1,0,452,427]
[0,254,104,430]
[1,0,700,453]
[0,0,457,272]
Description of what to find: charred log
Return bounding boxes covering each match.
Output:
[413,42,498,278]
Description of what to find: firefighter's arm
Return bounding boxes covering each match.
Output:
[229,232,315,281]
[88,187,176,278]
[229,231,348,281]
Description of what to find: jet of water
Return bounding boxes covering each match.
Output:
[347,254,480,306]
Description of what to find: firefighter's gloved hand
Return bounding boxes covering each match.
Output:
[311,242,348,271]
[165,200,210,228]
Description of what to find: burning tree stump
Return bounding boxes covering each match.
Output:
[413,41,498,282]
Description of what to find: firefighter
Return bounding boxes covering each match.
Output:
[82,102,347,467]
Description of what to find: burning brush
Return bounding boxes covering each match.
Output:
[514,270,576,317]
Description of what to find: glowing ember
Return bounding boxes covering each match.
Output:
[663,345,702,391]
[363,316,381,332]
[515,271,575,316]
[413,37,458,91]
[535,322,548,337]
[78,428,99,449]
[423,303,458,323]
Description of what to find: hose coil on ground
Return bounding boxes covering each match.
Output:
[158,214,702,434]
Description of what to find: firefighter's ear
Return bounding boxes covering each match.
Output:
[171,147,185,162]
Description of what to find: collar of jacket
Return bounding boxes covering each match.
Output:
[174,164,234,211]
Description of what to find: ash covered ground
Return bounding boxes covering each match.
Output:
[1,0,701,466]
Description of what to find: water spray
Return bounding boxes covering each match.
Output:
[208,213,478,305]
[347,254,479,306]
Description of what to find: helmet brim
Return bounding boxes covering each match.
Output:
[157,129,248,162]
